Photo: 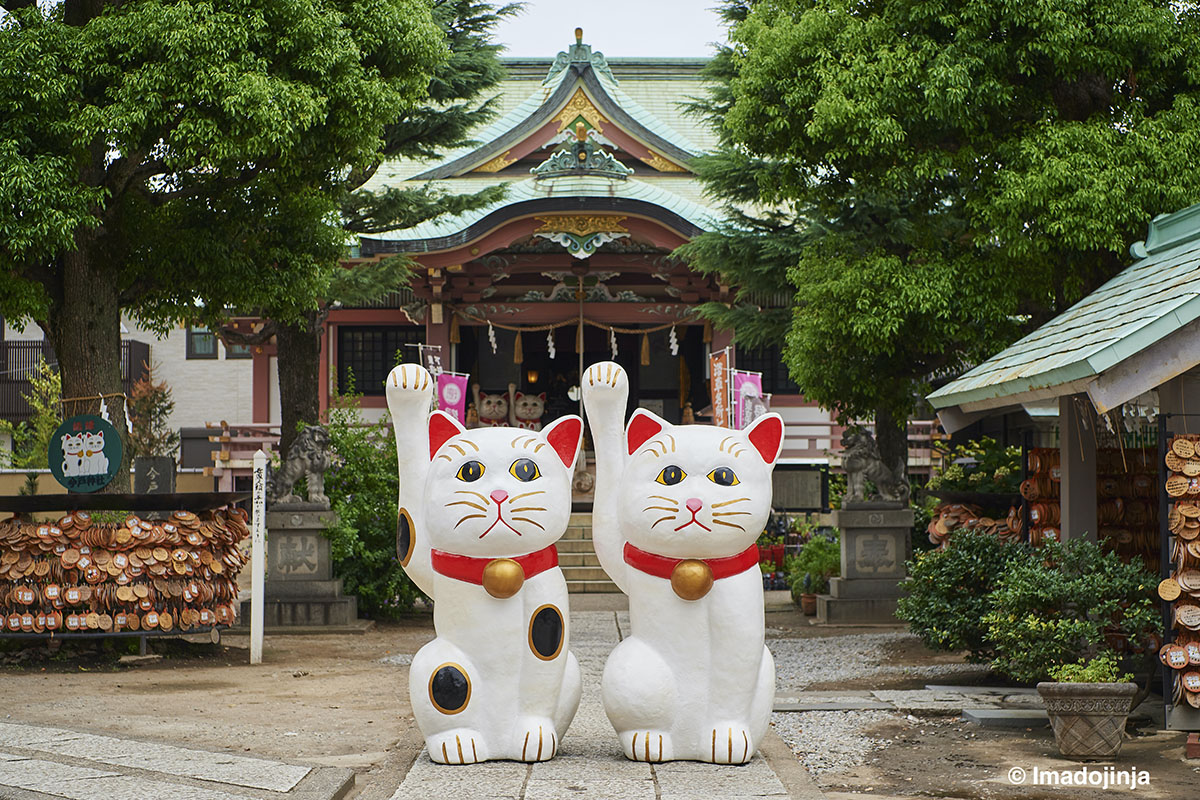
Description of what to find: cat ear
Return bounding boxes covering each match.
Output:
[744,413,784,464]
[626,409,667,455]
[542,415,583,469]
[515,391,525,400]
[538,392,546,401]
[428,410,466,460]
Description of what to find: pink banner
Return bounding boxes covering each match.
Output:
[436,373,469,424]
[734,370,767,429]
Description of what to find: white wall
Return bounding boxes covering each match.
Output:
[2,317,255,431]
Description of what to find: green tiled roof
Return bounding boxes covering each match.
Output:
[366,175,722,242]
[928,202,1200,411]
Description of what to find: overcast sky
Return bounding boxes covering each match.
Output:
[494,0,726,58]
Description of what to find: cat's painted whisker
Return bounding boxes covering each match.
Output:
[454,513,487,529]
[649,495,678,505]
[651,515,674,528]
[643,505,677,513]
[508,490,545,503]
[712,519,745,530]
[712,510,752,516]
[455,489,489,501]
[448,499,488,511]
[711,497,749,508]
[511,516,545,530]
[509,506,546,513]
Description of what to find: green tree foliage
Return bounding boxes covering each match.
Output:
[682,0,1200,465]
[0,0,444,488]
[0,358,62,495]
[323,384,422,616]
[219,0,518,458]
[897,530,1031,662]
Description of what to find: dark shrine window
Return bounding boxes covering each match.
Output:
[186,326,218,359]
[736,344,799,395]
[225,343,252,359]
[337,325,423,395]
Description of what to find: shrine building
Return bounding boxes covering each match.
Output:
[251,31,848,468]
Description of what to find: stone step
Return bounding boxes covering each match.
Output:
[567,579,622,594]
[568,513,592,527]
[558,552,603,567]
[561,526,591,540]
[556,538,596,553]
[561,566,611,581]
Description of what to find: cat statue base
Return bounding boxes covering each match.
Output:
[582,361,783,764]
[387,364,583,763]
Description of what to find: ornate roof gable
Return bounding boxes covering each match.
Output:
[411,30,698,180]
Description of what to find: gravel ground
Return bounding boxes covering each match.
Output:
[771,631,980,690]
[770,710,895,776]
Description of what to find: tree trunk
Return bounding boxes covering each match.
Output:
[275,313,322,459]
[874,405,908,485]
[43,242,132,493]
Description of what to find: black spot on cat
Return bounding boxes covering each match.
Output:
[429,663,470,714]
[397,508,415,567]
[528,604,564,661]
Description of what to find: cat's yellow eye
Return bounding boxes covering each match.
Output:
[655,465,686,486]
[509,458,541,482]
[456,461,485,482]
[707,466,740,486]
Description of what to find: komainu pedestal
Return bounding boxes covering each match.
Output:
[816,504,913,624]
[239,504,358,627]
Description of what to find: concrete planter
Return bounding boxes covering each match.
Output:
[1036,682,1137,759]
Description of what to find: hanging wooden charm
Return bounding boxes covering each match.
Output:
[449,314,461,344]
[513,331,524,364]
[641,333,650,366]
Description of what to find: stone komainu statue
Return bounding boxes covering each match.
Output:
[268,425,332,508]
[841,428,910,505]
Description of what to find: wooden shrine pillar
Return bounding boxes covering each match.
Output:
[1059,393,1097,542]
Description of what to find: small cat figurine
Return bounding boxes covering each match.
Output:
[85,430,108,475]
[471,384,509,428]
[387,363,583,764]
[581,361,783,764]
[61,433,85,476]
[508,383,546,431]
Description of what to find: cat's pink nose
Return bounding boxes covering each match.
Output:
[686,497,703,512]
[490,489,509,505]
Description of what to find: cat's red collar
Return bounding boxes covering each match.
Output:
[431,544,558,597]
[623,541,759,590]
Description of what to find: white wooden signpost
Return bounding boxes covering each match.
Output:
[250,450,267,665]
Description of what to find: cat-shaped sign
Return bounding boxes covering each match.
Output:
[581,361,783,763]
[387,363,583,763]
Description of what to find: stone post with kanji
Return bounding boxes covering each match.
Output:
[817,504,913,624]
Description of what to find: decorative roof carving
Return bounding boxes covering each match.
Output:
[475,150,516,173]
[642,150,687,173]
[532,122,633,180]
[554,89,609,134]
[532,214,630,259]
[544,28,618,87]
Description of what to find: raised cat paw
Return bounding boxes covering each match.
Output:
[705,724,754,764]
[427,728,488,765]
[515,718,558,762]
[619,729,673,763]
[583,361,627,393]
[385,363,433,396]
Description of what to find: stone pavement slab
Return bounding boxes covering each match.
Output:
[387,610,824,800]
[0,722,352,800]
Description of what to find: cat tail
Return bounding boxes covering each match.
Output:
[580,361,630,593]
[385,364,437,598]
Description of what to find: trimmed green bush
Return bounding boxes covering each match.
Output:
[897,530,1031,661]
[983,538,1159,683]
[1049,653,1133,684]
[786,530,840,603]
[323,390,422,618]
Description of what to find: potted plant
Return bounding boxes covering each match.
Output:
[128,363,180,494]
[1037,653,1138,759]
[787,530,840,616]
